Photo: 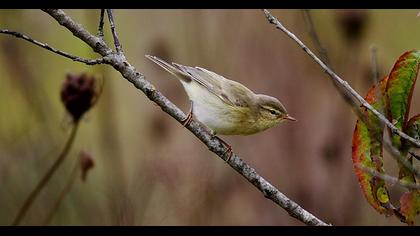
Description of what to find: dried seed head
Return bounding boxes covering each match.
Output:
[336,10,368,43]
[80,151,94,182]
[61,73,97,122]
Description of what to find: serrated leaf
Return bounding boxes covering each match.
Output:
[352,77,391,214]
[386,50,420,183]
[399,190,420,225]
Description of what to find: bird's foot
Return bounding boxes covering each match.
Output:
[211,134,233,163]
[182,101,194,127]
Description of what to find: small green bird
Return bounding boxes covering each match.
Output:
[146,55,296,160]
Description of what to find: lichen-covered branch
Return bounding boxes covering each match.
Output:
[7,9,333,226]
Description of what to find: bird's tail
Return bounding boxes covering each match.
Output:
[145,55,191,82]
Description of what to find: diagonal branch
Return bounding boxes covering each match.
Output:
[0,29,105,65]
[302,9,331,67]
[262,9,420,150]
[27,9,331,226]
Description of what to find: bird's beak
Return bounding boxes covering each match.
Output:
[284,114,297,122]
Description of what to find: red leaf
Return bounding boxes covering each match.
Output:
[386,50,420,183]
[352,77,392,214]
[400,190,420,225]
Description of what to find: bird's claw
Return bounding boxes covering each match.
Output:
[213,135,233,163]
[182,101,194,127]
[182,111,193,127]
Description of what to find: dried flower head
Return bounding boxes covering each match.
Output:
[61,73,97,122]
[80,151,94,182]
[336,10,368,43]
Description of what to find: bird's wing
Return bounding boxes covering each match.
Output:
[173,64,252,108]
[145,55,192,82]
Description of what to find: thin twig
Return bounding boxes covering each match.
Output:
[39,9,329,226]
[97,9,105,38]
[357,164,420,190]
[262,9,420,149]
[11,123,79,226]
[301,9,357,113]
[370,45,379,85]
[302,9,330,67]
[42,157,79,225]
[0,29,105,65]
[384,140,420,179]
[106,9,123,54]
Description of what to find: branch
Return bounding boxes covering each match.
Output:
[357,164,420,190]
[262,9,420,149]
[41,9,112,56]
[29,9,331,226]
[106,9,123,54]
[301,9,359,114]
[384,139,420,179]
[0,29,105,65]
[97,9,105,38]
[302,9,330,67]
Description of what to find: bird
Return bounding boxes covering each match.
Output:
[146,55,296,161]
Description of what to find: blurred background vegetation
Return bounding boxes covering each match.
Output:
[0,9,420,226]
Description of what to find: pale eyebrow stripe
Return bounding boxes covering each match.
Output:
[262,106,280,113]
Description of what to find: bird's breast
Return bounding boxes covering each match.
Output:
[181,82,257,135]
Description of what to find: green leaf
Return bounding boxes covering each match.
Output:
[399,190,420,225]
[352,77,392,214]
[386,50,420,183]
[386,50,420,148]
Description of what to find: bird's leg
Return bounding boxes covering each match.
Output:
[209,130,233,163]
[219,138,233,163]
[182,101,194,127]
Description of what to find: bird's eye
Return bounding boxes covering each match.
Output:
[269,110,277,115]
